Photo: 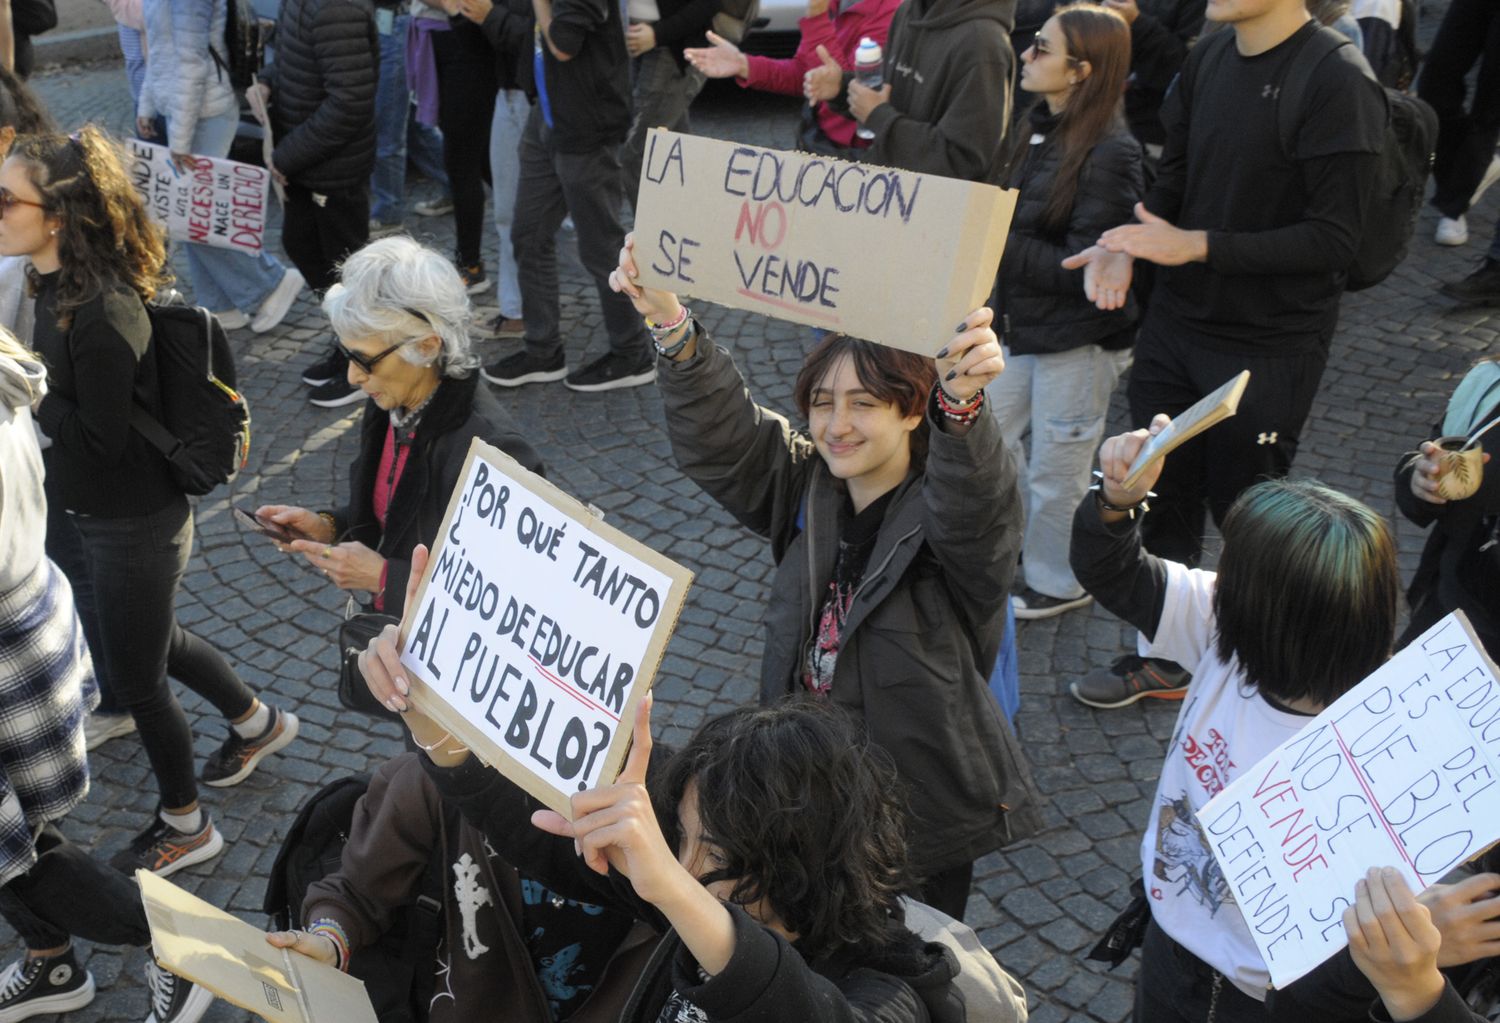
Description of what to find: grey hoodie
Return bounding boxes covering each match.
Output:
[0,348,47,592]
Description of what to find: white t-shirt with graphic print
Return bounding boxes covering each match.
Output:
[1137,560,1311,1002]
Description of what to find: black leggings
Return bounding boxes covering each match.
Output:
[70,498,256,809]
[432,27,496,268]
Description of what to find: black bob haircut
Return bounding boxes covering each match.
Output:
[654,698,912,961]
[1213,478,1398,708]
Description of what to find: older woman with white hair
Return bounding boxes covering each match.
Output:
[257,236,544,614]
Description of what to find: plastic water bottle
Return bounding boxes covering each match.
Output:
[854,37,882,142]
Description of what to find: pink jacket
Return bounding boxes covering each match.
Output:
[740,0,902,150]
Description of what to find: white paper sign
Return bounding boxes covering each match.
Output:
[399,441,692,816]
[124,139,273,255]
[1201,612,1500,990]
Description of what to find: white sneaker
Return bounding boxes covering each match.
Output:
[84,711,137,751]
[414,197,454,217]
[1473,155,1500,208]
[211,309,249,330]
[250,268,306,333]
[1436,215,1470,247]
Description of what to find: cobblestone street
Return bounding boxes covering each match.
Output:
[13,33,1499,1021]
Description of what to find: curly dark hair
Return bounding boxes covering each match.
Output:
[10,126,170,327]
[0,66,53,136]
[654,698,912,961]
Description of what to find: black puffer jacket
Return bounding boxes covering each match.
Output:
[263,0,378,191]
[996,104,1143,356]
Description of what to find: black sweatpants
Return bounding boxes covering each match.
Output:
[1418,0,1500,219]
[1126,321,1329,566]
[282,183,371,292]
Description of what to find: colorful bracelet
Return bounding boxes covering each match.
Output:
[933,384,984,424]
[646,304,689,337]
[655,319,697,359]
[308,918,351,973]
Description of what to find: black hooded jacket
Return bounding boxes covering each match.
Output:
[855,0,1018,183]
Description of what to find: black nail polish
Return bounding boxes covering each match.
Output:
[954,321,968,332]
[935,346,950,360]
[945,369,957,381]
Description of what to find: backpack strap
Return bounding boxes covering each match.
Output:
[129,404,186,463]
[1274,25,1354,161]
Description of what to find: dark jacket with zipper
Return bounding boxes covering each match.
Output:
[995,104,1143,357]
[330,372,543,615]
[538,0,633,153]
[656,332,1042,875]
[425,752,976,1023]
[648,0,718,68]
[854,0,1017,183]
[261,0,378,191]
[304,753,651,1023]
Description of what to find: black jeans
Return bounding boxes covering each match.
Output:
[1126,322,1329,566]
[282,183,371,292]
[0,825,151,951]
[431,30,495,268]
[70,499,255,809]
[42,470,116,714]
[1135,919,1266,1023]
[1418,0,1500,219]
[514,108,651,364]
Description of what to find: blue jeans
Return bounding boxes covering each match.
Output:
[490,88,530,319]
[987,344,1129,599]
[181,108,288,313]
[371,12,449,224]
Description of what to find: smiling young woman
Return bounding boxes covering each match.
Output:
[607,235,1043,920]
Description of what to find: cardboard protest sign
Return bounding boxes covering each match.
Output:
[631,128,1016,356]
[138,871,377,1023]
[1200,612,1500,989]
[124,139,273,255]
[400,439,692,817]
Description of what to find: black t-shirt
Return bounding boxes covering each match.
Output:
[518,877,633,1021]
[803,490,896,694]
[1147,21,1387,352]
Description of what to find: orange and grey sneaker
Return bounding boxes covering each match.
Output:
[201,706,299,788]
[109,812,224,877]
[1070,654,1191,709]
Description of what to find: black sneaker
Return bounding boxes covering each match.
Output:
[144,959,213,1023]
[1441,258,1500,306]
[301,348,347,387]
[201,706,299,787]
[1070,654,1191,709]
[109,811,224,877]
[482,349,568,387]
[564,351,657,393]
[0,948,95,1022]
[1011,586,1093,621]
[457,260,488,296]
[309,378,366,408]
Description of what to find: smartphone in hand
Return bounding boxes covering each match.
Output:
[233,506,307,543]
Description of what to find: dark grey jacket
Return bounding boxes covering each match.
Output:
[262,0,378,191]
[658,333,1043,874]
[996,106,1143,357]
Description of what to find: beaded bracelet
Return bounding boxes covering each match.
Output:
[933,384,985,425]
[655,319,697,360]
[646,304,689,337]
[308,918,351,973]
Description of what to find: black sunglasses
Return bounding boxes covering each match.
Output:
[340,339,411,373]
[0,187,47,219]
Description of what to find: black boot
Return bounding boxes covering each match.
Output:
[1441,258,1500,305]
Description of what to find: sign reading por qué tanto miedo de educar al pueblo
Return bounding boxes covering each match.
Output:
[632,128,1017,356]
[398,440,693,817]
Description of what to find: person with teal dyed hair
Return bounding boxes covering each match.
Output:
[1070,413,1399,1023]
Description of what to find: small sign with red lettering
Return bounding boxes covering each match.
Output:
[125,140,272,256]
[1201,611,1500,989]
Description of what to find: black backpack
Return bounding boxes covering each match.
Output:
[210,0,271,93]
[1188,26,1438,293]
[130,301,251,497]
[1274,26,1437,292]
[263,775,446,1023]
